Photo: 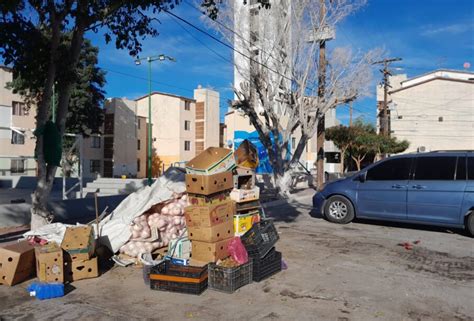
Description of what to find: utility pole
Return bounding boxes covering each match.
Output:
[372,57,402,136]
[316,0,327,190]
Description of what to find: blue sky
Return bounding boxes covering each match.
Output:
[89,0,474,124]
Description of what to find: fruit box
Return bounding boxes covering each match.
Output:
[35,242,64,283]
[190,238,232,263]
[230,186,260,203]
[187,191,231,207]
[234,211,261,237]
[61,225,95,261]
[64,256,99,282]
[187,219,234,243]
[185,200,234,228]
[0,240,36,286]
[185,172,233,195]
[185,147,235,175]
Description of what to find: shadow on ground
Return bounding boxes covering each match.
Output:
[308,207,469,237]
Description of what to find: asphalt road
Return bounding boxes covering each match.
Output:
[1,192,473,321]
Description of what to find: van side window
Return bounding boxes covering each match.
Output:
[414,157,456,180]
[468,157,474,180]
[455,157,466,180]
[366,158,411,181]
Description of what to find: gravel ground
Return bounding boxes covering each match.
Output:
[1,191,473,321]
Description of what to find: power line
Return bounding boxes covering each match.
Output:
[102,67,231,104]
[162,9,300,89]
[168,12,233,65]
[183,0,285,70]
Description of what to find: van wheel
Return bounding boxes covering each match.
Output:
[324,195,355,224]
[466,212,474,237]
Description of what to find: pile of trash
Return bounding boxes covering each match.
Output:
[0,143,286,298]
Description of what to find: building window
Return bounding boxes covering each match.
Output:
[91,136,101,148]
[184,140,191,151]
[90,160,101,173]
[291,137,296,150]
[11,159,25,174]
[137,159,141,172]
[11,131,25,145]
[137,118,141,129]
[12,101,26,116]
[184,120,191,131]
[185,101,191,111]
[438,116,444,122]
[137,139,141,150]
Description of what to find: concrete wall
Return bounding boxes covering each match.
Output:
[109,98,138,177]
[390,78,474,153]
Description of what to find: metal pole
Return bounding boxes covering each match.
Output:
[147,58,153,186]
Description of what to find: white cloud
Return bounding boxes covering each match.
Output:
[421,22,473,36]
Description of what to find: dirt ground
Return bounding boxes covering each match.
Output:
[1,192,473,321]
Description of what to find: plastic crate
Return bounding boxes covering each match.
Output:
[149,261,208,295]
[241,219,279,258]
[251,248,282,282]
[208,261,253,293]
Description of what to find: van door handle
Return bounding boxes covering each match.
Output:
[412,185,426,189]
[392,184,405,189]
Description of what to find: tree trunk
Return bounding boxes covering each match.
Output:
[30,17,86,230]
[30,17,62,230]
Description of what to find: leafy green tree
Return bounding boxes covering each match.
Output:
[0,1,189,228]
[327,119,409,171]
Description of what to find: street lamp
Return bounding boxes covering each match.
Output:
[135,54,176,186]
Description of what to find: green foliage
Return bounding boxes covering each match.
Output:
[326,119,409,170]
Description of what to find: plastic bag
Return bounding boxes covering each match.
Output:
[227,237,248,264]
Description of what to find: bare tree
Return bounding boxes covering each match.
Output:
[204,0,381,194]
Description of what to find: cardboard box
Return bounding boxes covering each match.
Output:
[230,186,260,203]
[190,238,232,263]
[234,211,261,237]
[62,226,95,261]
[187,219,234,242]
[186,171,233,195]
[186,147,235,175]
[234,140,259,169]
[64,257,99,282]
[0,240,35,286]
[188,191,231,206]
[233,172,255,190]
[35,242,64,283]
[236,199,261,213]
[185,200,234,228]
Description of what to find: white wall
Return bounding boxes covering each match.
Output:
[390,78,474,153]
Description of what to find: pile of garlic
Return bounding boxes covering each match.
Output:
[119,194,189,257]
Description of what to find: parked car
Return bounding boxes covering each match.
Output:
[312,151,474,236]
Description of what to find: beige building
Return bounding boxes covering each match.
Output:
[0,66,37,176]
[378,69,474,153]
[193,86,220,154]
[136,92,196,171]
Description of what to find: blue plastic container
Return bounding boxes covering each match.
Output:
[27,283,64,300]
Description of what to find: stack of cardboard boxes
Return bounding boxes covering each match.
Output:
[61,226,99,282]
[231,140,262,236]
[185,147,236,265]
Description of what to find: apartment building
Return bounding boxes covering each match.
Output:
[377,69,474,153]
[0,66,37,176]
[136,92,196,171]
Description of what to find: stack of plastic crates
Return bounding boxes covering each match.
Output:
[208,261,253,293]
[241,219,282,282]
[149,260,208,295]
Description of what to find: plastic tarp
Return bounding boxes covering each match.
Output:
[23,223,73,245]
[98,167,186,253]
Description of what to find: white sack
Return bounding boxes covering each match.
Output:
[98,167,186,253]
[23,222,74,244]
